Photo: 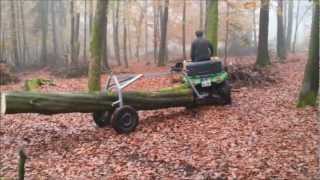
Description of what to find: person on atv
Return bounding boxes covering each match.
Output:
[190,30,214,62]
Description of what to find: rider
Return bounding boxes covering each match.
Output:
[190,30,214,62]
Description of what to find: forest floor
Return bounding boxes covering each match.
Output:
[0,55,319,179]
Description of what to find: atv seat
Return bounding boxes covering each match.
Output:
[186,60,222,76]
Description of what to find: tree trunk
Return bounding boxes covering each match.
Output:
[252,9,257,49]
[0,1,2,60]
[277,0,286,61]
[224,1,230,65]
[286,0,293,52]
[113,0,121,66]
[200,0,204,30]
[255,0,270,67]
[136,10,144,61]
[40,0,49,66]
[84,0,87,62]
[70,0,75,66]
[292,0,301,53]
[145,0,148,57]
[89,0,93,35]
[153,2,159,63]
[10,1,19,68]
[51,1,58,59]
[123,1,129,68]
[20,0,29,66]
[0,86,197,114]
[206,0,219,56]
[182,0,186,60]
[297,0,319,107]
[158,0,169,67]
[88,0,108,92]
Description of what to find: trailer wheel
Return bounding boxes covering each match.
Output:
[92,111,112,127]
[217,81,232,105]
[111,106,139,134]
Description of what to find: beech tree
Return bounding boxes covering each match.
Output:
[88,0,108,92]
[158,0,169,66]
[10,1,19,68]
[286,0,293,51]
[206,0,219,56]
[297,0,319,107]
[277,0,286,61]
[255,0,270,67]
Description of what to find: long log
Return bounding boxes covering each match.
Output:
[1,85,196,115]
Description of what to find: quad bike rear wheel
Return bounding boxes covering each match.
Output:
[217,81,232,105]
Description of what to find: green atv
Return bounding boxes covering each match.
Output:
[174,58,231,105]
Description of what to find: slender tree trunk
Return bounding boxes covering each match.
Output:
[158,0,169,66]
[200,0,204,30]
[84,0,87,62]
[206,0,219,56]
[40,1,49,66]
[20,0,29,65]
[136,11,144,61]
[297,0,319,107]
[88,0,108,92]
[277,0,286,61]
[224,1,230,65]
[74,13,80,64]
[70,0,75,66]
[103,5,109,70]
[255,0,270,67]
[292,0,301,53]
[51,1,58,59]
[286,0,293,52]
[182,0,186,60]
[153,2,159,63]
[123,2,128,68]
[89,0,93,35]
[10,1,19,68]
[0,1,2,60]
[16,1,22,65]
[145,0,148,57]
[252,9,257,48]
[113,0,121,66]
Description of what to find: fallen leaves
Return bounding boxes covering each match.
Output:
[0,55,318,179]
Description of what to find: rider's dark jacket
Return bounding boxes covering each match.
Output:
[190,37,214,62]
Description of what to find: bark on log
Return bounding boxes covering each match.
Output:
[1,85,196,115]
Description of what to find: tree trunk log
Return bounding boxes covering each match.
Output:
[1,85,197,115]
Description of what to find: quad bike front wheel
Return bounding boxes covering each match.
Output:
[111,105,139,134]
[92,111,112,127]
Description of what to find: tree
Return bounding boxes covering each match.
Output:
[224,1,230,64]
[286,0,293,51]
[88,0,108,92]
[158,0,169,66]
[277,0,286,61]
[153,1,159,63]
[84,0,87,62]
[199,0,204,30]
[297,0,319,107]
[145,0,148,56]
[39,0,49,66]
[292,0,301,53]
[255,0,270,67]
[206,0,219,56]
[51,1,58,59]
[252,9,257,48]
[113,0,121,66]
[135,8,144,61]
[123,1,129,68]
[0,0,2,60]
[182,0,186,60]
[10,0,19,68]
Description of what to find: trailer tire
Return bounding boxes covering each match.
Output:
[92,111,112,127]
[111,106,139,134]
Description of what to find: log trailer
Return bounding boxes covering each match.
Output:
[93,59,231,134]
[1,59,231,134]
